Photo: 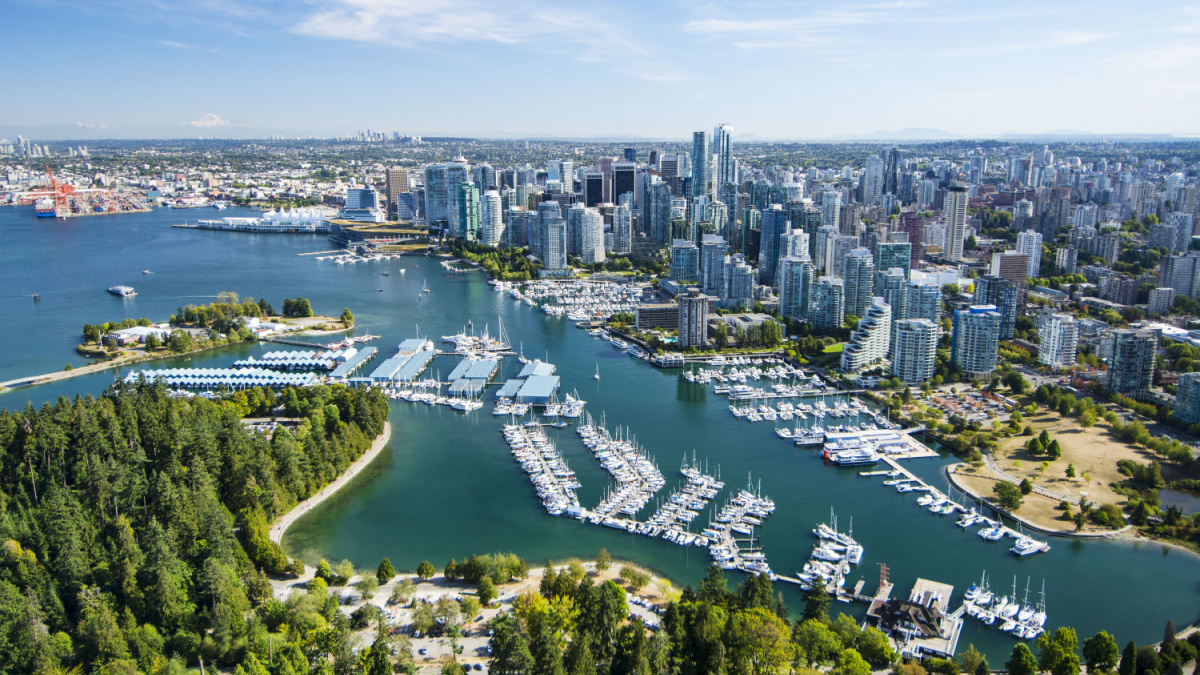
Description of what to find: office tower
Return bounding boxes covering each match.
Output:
[648,181,673,242]
[1160,254,1200,299]
[623,147,636,162]
[843,249,875,319]
[691,131,710,200]
[952,306,1002,377]
[456,183,480,241]
[670,239,700,282]
[811,277,846,330]
[1016,230,1043,277]
[612,203,632,255]
[874,241,911,294]
[862,155,884,203]
[446,158,470,235]
[480,190,503,246]
[841,298,891,372]
[1037,313,1079,368]
[506,207,529,248]
[990,251,1031,285]
[1149,287,1175,315]
[1106,330,1157,397]
[714,123,734,188]
[723,254,755,309]
[474,164,496,192]
[611,161,636,205]
[973,276,1020,339]
[542,217,567,272]
[581,209,605,264]
[700,235,729,296]
[741,206,762,259]
[779,255,814,320]
[884,147,900,196]
[1056,247,1078,274]
[892,319,939,383]
[344,187,379,209]
[1175,373,1200,425]
[821,191,841,230]
[385,166,409,210]
[423,164,449,226]
[678,288,711,349]
[599,157,614,203]
[968,155,987,185]
[758,204,789,286]
[583,171,604,207]
[944,184,969,261]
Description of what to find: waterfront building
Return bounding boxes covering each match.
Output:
[778,255,815,320]
[892,319,939,384]
[480,190,503,245]
[670,239,700,282]
[457,182,480,241]
[944,184,969,261]
[723,254,755,309]
[1037,313,1079,369]
[635,303,680,330]
[1016,230,1043,277]
[1175,372,1200,426]
[843,248,876,319]
[581,208,605,264]
[952,305,1002,377]
[1106,330,1156,398]
[1160,253,1200,299]
[758,204,789,286]
[841,298,891,373]
[446,158,470,235]
[700,235,729,297]
[811,277,845,330]
[612,203,632,254]
[679,288,711,349]
[1149,287,1175,315]
[973,275,1021,339]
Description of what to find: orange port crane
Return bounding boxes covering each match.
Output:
[45,164,76,210]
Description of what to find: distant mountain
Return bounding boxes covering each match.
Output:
[858,128,958,140]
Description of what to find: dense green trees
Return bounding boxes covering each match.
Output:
[0,380,389,672]
[281,297,315,318]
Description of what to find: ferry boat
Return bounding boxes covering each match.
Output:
[107,285,136,297]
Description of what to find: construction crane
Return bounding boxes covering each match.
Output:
[45,164,75,213]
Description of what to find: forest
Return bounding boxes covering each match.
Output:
[0,381,389,673]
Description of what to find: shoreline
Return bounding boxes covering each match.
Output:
[270,421,392,545]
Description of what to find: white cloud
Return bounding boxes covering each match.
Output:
[75,121,108,128]
[188,113,234,128]
[158,40,195,49]
[1047,30,1110,46]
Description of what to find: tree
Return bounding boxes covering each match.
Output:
[377,558,396,584]
[994,481,1024,510]
[1066,464,1076,478]
[802,585,830,624]
[144,333,161,350]
[340,307,354,326]
[356,577,379,601]
[857,627,896,666]
[1118,640,1138,675]
[1083,631,1119,673]
[445,558,460,582]
[417,560,436,581]
[595,548,611,572]
[1038,627,1080,675]
[959,644,986,675]
[1020,479,1033,495]
[489,615,534,675]
[834,648,872,675]
[478,578,497,606]
[727,608,792,675]
[794,619,841,667]
[1004,371,1029,395]
[1007,643,1039,675]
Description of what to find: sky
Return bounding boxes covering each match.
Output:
[4,0,1200,140]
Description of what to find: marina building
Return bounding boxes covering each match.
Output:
[363,339,436,384]
[865,578,961,661]
[1174,372,1200,426]
[678,288,712,349]
[124,368,320,390]
[841,298,891,373]
[447,358,500,397]
[232,348,365,372]
[951,306,1002,377]
[1106,329,1157,398]
[1037,314,1078,368]
[811,277,845,330]
[892,319,939,384]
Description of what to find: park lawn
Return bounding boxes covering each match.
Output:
[822,342,844,353]
[952,467,1096,533]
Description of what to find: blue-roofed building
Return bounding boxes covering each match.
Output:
[124,368,319,390]
[495,379,524,399]
[518,360,556,378]
[516,375,560,404]
[365,339,436,383]
[329,347,377,379]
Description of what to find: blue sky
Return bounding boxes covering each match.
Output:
[4,0,1199,139]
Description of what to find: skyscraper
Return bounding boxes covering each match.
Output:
[1106,330,1156,397]
[1175,372,1200,425]
[1037,313,1078,369]
[612,161,636,205]
[670,239,700,282]
[648,181,673,243]
[973,276,1020,339]
[583,171,604,207]
[691,131,710,200]
[862,155,884,203]
[906,281,942,323]
[821,192,841,230]
[883,146,900,196]
[423,164,449,226]
[581,209,605,264]
[678,288,711,349]
[1016,230,1043,277]
[758,204,789,286]
[480,189,503,246]
[842,248,876,319]
[612,203,632,255]
[722,254,755,309]
[385,166,409,217]
[1160,253,1200,299]
[952,305,1002,377]
[892,319,939,384]
[446,158,470,235]
[811,277,845,330]
[841,298,891,372]
[714,124,734,188]
[700,235,729,297]
[944,184,969,261]
[456,183,480,241]
[778,255,814,320]
[542,218,567,272]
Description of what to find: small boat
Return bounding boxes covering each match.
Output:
[142,269,150,275]
[594,364,600,380]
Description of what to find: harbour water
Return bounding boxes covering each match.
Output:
[3,203,1199,660]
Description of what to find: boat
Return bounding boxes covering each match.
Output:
[1011,536,1048,556]
[107,285,136,297]
[826,449,880,466]
[35,197,56,217]
[594,364,600,380]
[142,269,151,275]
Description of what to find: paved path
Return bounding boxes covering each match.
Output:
[983,451,1080,505]
[270,421,392,544]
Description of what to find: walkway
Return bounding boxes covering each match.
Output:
[269,421,392,544]
[982,451,1080,505]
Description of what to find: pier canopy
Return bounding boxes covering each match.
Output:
[516,375,560,405]
[518,360,556,378]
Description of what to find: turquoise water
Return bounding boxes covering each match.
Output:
[2,203,1198,661]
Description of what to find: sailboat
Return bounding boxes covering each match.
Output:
[422,280,430,294]
[594,364,600,380]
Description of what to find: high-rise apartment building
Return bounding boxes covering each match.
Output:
[758,204,789,286]
[700,235,729,297]
[991,251,1031,284]
[457,182,480,241]
[714,124,734,188]
[1160,254,1200,299]
[581,209,605,264]
[841,298,891,372]
[944,184,969,261]
[952,305,1002,377]
[1016,230,1043,277]
[1175,372,1200,425]
[446,158,470,235]
[678,288,711,349]
[691,131,710,200]
[1148,287,1175,315]
[906,281,942,323]
[1037,313,1078,368]
[670,239,700,282]
[542,218,567,272]
[722,254,755,309]
[423,164,449,226]
[843,248,876,319]
[778,255,815,320]
[612,203,632,255]
[892,319,939,384]
[811,277,845,330]
[973,276,1020,339]
[862,155,884,203]
[1106,330,1157,398]
[480,190,503,246]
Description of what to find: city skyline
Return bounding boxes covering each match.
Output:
[5,0,1200,140]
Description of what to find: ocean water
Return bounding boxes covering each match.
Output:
[1,203,1197,661]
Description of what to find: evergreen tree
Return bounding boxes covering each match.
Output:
[377,558,396,584]
[1007,643,1039,675]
